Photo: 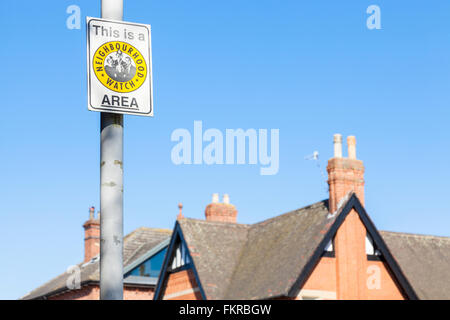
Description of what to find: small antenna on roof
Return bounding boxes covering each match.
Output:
[304,151,319,161]
[304,151,328,193]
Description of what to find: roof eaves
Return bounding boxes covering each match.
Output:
[22,280,98,300]
[123,275,158,286]
[380,230,450,241]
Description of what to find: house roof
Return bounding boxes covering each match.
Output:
[171,199,338,300]
[21,227,171,300]
[380,231,450,300]
[160,194,450,300]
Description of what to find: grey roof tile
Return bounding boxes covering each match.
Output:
[225,200,331,299]
[177,218,250,300]
[380,231,450,300]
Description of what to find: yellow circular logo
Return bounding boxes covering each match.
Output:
[93,41,147,93]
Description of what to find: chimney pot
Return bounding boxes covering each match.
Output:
[89,206,95,220]
[333,134,343,158]
[347,136,357,159]
[223,194,230,204]
[212,193,219,203]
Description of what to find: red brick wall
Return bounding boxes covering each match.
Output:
[335,209,404,299]
[123,287,155,300]
[48,285,99,300]
[162,269,202,300]
[48,285,154,300]
[365,260,404,300]
[295,210,405,300]
[334,208,368,299]
[301,257,337,296]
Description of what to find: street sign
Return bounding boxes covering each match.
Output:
[87,17,153,116]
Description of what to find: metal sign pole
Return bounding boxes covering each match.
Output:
[100,0,124,300]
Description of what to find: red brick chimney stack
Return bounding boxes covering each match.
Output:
[83,206,100,262]
[205,193,238,223]
[327,134,365,213]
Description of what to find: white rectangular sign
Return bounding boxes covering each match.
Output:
[86,17,153,116]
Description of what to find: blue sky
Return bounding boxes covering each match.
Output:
[1,1,450,299]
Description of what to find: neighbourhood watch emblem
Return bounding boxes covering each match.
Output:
[93,41,147,93]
